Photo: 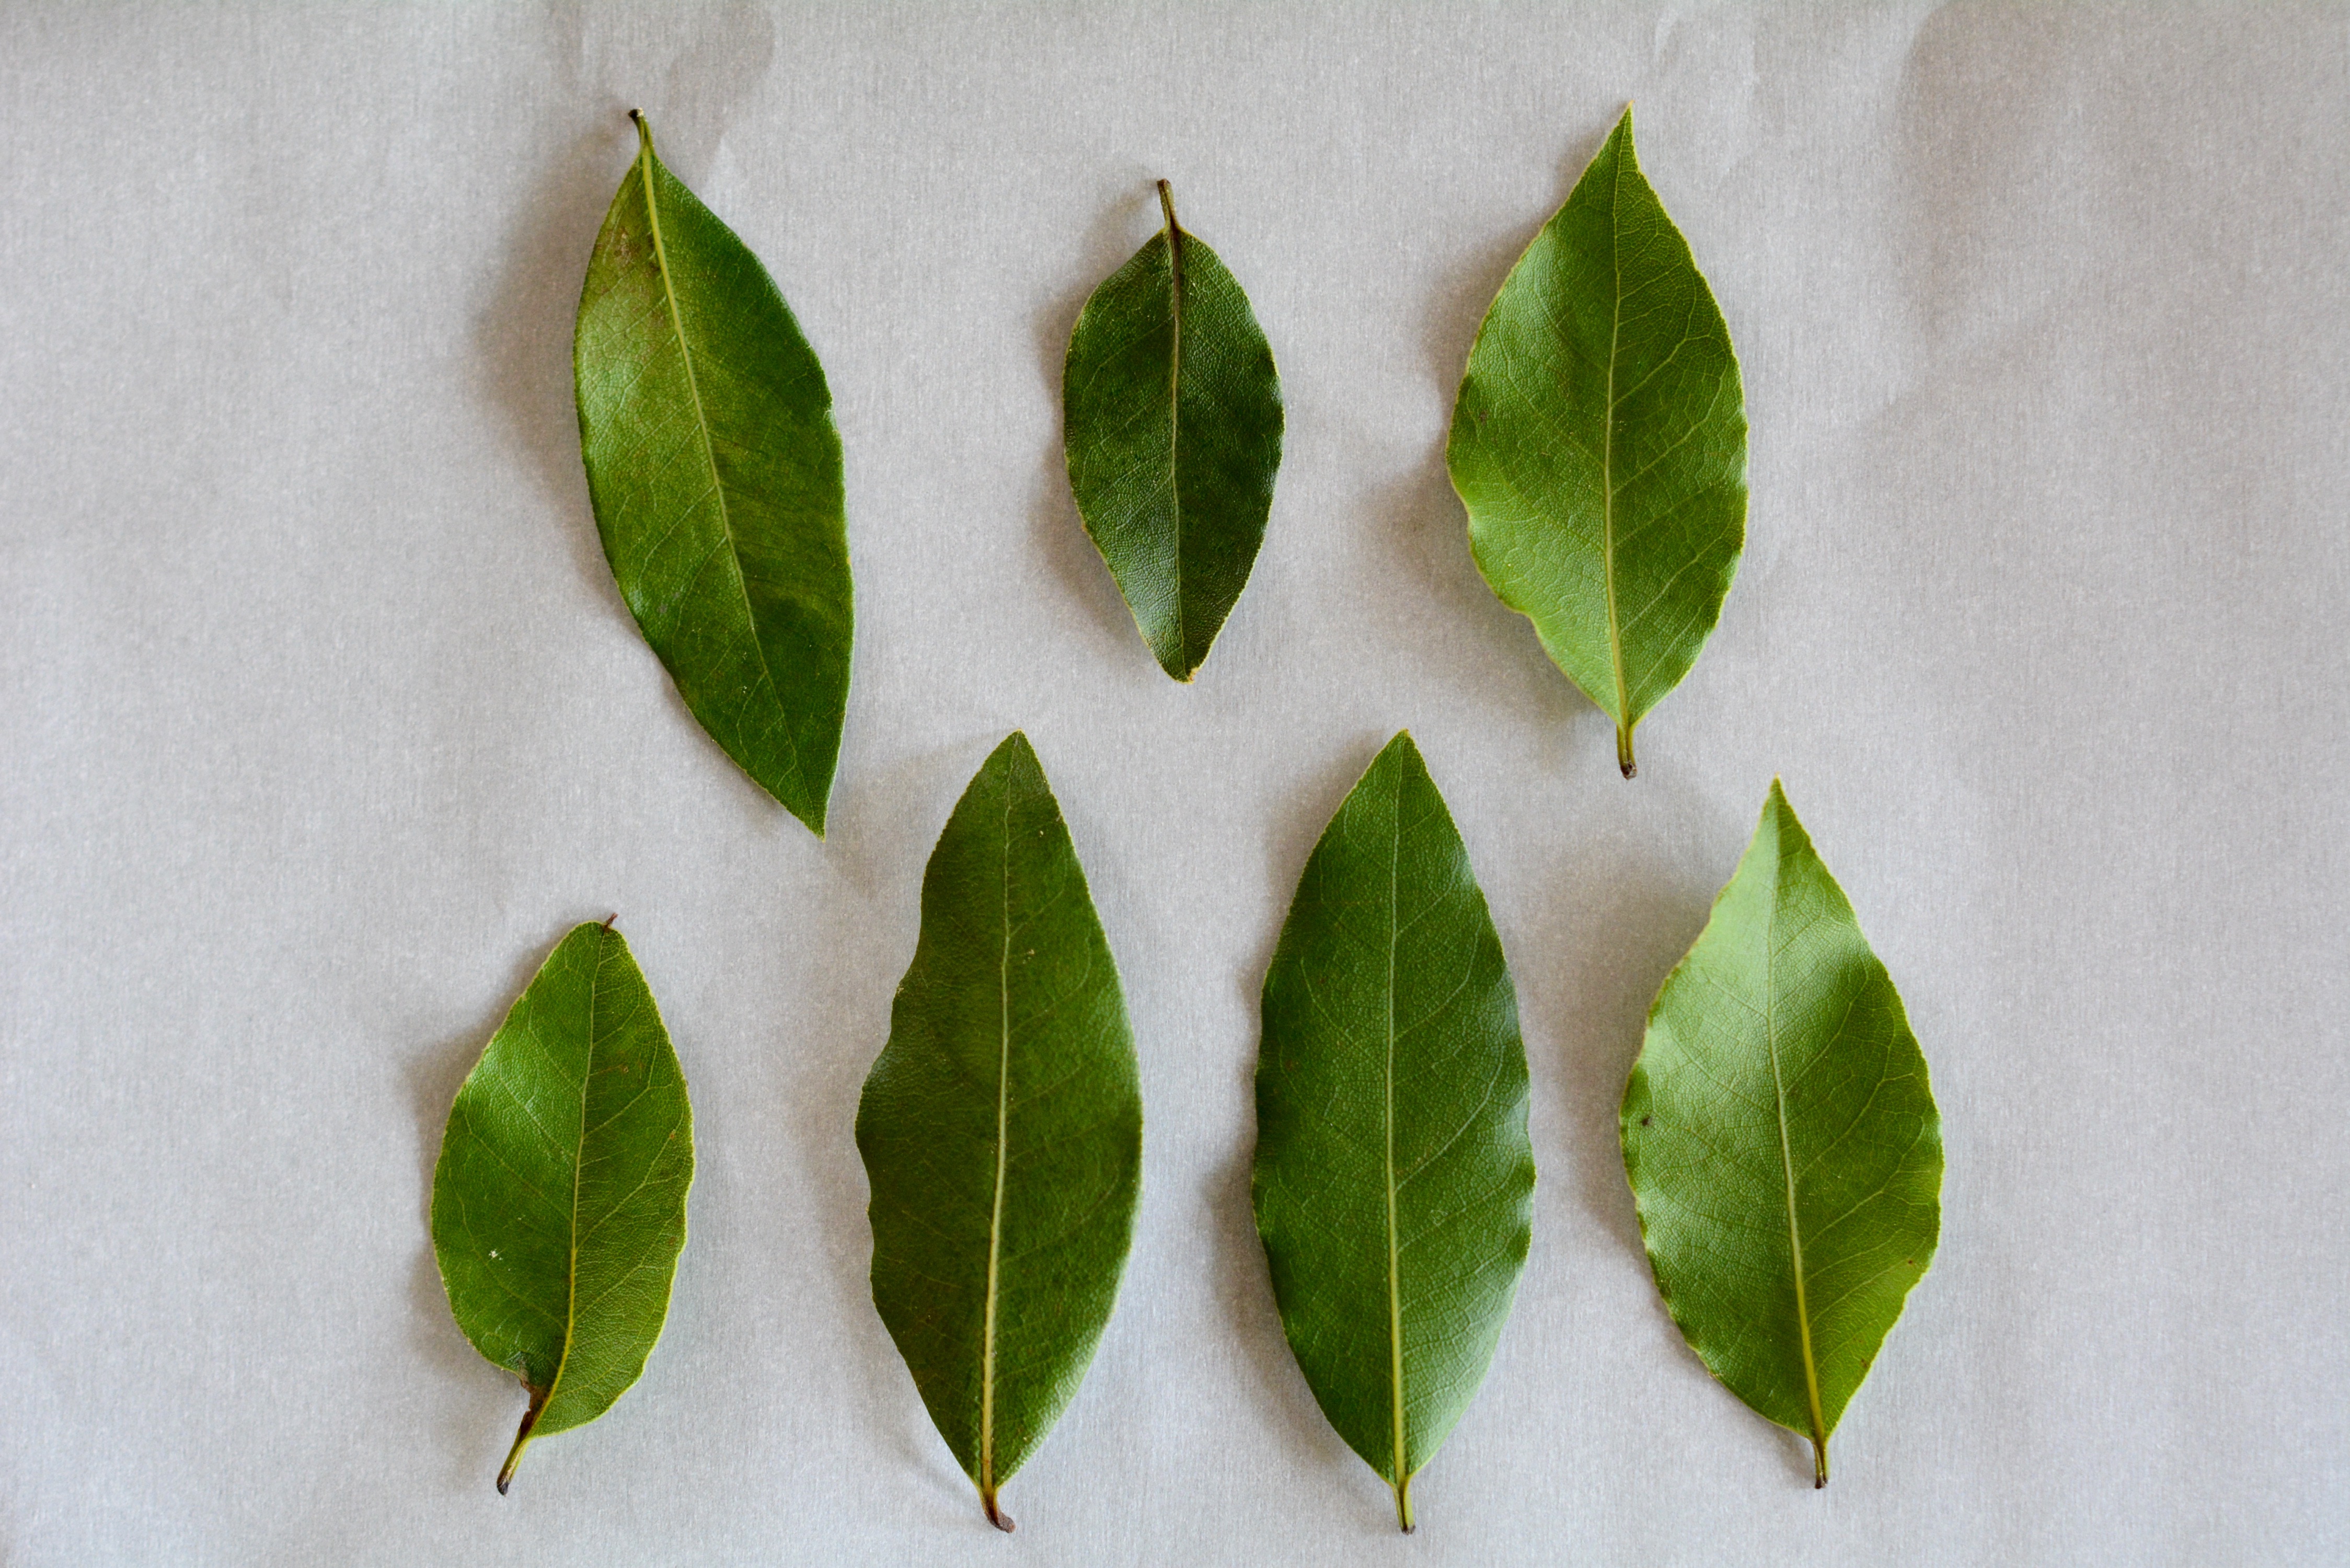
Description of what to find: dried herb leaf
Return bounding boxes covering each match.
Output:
[1254,732,1535,1531]
[575,112,852,833]
[1621,781,1942,1484]
[1063,181,1283,681]
[1448,108,1746,777]
[430,920,694,1491]
[856,733,1142,1530]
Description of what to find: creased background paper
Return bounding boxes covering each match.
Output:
[0,3,2343,1563]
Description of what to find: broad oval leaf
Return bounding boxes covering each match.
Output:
[1620,780,1942,1485]
[1447,107,1747,778]
[1063,180,1283,682]
[1253,732,1534,1532]
[575,112,852,834]
[430,920,695,1492]
[855,732,1142,1531]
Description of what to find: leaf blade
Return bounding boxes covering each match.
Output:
[856,733,1142,1529]
[1253,732,1535,1530]
[430,921,695,1491]
[574,113,852,833]
[1447,108,1746,777]
[1621,780,1942,1484]
[1063,182,1284,681]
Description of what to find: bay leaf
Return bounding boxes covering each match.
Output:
[429,919,695,1492]
[1447,107,1747,778]
[1253,732,1534,1531]
[575,111,852,834]
[1620,780,1942,1485]
[1063,180,1284,682]
[855,732,1142,1530]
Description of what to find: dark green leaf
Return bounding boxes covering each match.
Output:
[1621,780,1942,1485]
[430,920,694,1492]
[1063,181,1283,682]
[1253,732,1534,1532]
[855,733,1141,1531]
[1447,107,1747,778]
[574,112,852,834]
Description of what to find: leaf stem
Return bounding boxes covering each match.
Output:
[1617,722,1637,779]
[981,1487,1016,1533]
[1813,1437,1829,1489]
[496,1385,548,1495]
[1394,1472,1416,1534]
[1156,177,1180,238]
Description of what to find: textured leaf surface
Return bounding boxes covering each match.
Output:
[1063,181,1283,681]
[575,112,851,833]
[1447,108,1746,778]
[856,733,1141,1530]
[1253,732,1534,1531]
[430,921,694,1492]
[1621,781,1941,1485]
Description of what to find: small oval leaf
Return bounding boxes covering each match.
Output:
[575,113,853,834]
[430,920,695,1492]
[1621,780,1943,1485]
[856,733,1142,1531]
[1253,732,1535,1531]
[1063,181,1284,682]
[1447,107,1747,778]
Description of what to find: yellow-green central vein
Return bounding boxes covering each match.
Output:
[1384,765,1412,1531]
[1601,133,1633,776]
[1762,863,1830,1486]
[980,776,1014,1515]
[631,116,802,797]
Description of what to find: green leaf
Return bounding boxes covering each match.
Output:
[574,112,852,834]
[1253,732,1535,1532]
[429,920,695,1492]
[1447,107,1747,778]
[1620,780,1942,1486]
[855,732,1142,1531]
[1063,180,1284,682]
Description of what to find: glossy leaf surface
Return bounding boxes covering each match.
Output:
[575,112,851,833]
[1063,181,1283,681]
[1254,732,1534,1531]
[430,921,694,1492]
[1621,781,1941,1485]
[856,733,1141,1530]
[1448,108,1746,777]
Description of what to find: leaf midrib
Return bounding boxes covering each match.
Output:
[1161,188,1188,670]
[634,128,804,799]
[980,777,1014,1501]
[1762,860,1830,1474]
[1383,764,1409,1502]
[1600,129,1631,747]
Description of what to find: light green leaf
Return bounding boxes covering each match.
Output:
[1447,107,1746,778]
[1621,780,1942,1485]
[574,112,851,834]
[430,920,694,1492]
[1253,732,1534,1532]
[1063,181,1283,682]
[856,733,1142,1531]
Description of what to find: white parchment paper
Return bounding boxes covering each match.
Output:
[0,4,2343,1563]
